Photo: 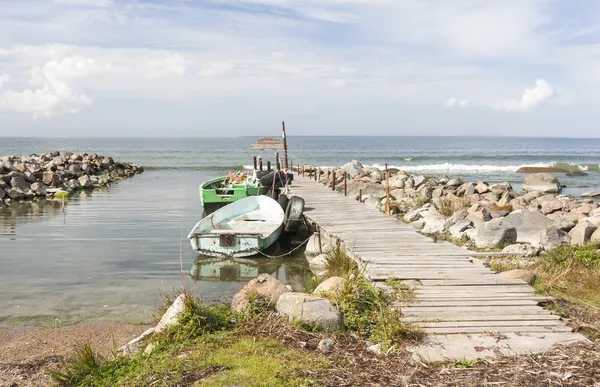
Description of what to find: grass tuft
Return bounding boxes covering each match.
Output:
[438,197,470,217]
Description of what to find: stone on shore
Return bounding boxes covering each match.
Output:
[309,254,328,278]
[342,160,364,177]
[276,293,343,332]
[318,338,335,354]
[155,294,187,333]
[231,274,289,312]
[581,192,600,198]
[502,243,539,257]
[118,327,156,357]
[313,277,346,297]
[502,211,553,245]
[522,173,562,193]
[305,234,323,258]
[568,222,598,246]
[449,219,473,239]
[498,269,536,285]
[590,228,600,242]
[474,218,517,249]
[538,226,571,250]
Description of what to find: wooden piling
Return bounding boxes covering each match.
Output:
[344,172,347,196]
[332,171,336,191]
[385,163,390,216]
[267,161,271,172]
[282,121,289,170]
[290,160,293,172]
[317,167,320,183]
[259,159,263,171]
[316,224,323,254]
[253,156,257,170]
[359,189,362,202]
[275,152,280,170]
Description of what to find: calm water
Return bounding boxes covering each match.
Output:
[1,136,600,329]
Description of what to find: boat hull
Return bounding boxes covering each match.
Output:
[188,196,285,258]
[200,175,269,216]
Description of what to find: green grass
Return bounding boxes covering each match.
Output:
[437,197,470,217]
[384,279,417,304]
[453,359,484,369]
[323,246,361,279]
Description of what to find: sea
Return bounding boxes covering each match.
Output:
[1,136,600,330]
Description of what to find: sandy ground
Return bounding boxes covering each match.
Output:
[0,323,150,387]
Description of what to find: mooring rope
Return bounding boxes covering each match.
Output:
[241,232,317,259]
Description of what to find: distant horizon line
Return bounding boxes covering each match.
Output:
[2,135,600,140]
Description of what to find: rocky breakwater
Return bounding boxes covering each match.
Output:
[303,160,600,254]
[0,152,144,205]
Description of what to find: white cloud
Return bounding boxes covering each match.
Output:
[0,74,10,88]
[494,79,556,113]
[0,56,100,117]
[445,97,469,108]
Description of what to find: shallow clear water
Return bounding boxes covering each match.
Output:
[1,136,600,329]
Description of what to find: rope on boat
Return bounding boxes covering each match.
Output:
[242,232,317,259]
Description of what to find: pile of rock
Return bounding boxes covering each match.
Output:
[0,152,143,205]
[306,161,600,254]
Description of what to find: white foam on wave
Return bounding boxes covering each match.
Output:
[368,162,552,173]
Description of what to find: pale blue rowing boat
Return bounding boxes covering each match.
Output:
[188,195,285,258]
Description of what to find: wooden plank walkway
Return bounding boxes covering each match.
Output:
[291,175,572,336]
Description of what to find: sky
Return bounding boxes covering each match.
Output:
[0,0,599,137]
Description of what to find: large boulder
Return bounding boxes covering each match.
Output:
[305,234,324,258]
[342,160,364,177]
[276,293,343,332]
[389,174,408,189]
[5,187,25,200]
[591,228,600,242]
[30,182,47,196]
[448,219,473,240]
[0,188,5,200]
[10,175,31,192]
[309,254,328,278]
[538,226,570,250]
[420,209,447,234]
[231,274,289,312]
[523,173,562,193]
[502,211,553,245]
[474,218,517,249]
[568,221,597,246]
[540,199,564,215]
[443,209,469,231]
[313,277,346,297]
[118,328,156,357]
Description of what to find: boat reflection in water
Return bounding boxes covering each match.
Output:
[190,253,310,290]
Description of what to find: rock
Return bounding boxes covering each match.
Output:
[78,175,93,188]
[498,269,536,285]
[413,175,426,189]
[143,342,158,355]
[523,173,562,193]
[64,179,81,191]
[490,182,512,195]
[42,171,61,187]
[591,228,600,242]
[568,221,597,246]
[367,343,383,355]
[581,192,600,198]
[474,218,517,249]
[231,274,290,312]
[538,226,570,250]
[5,187,25,200]
[276,293,343,332]
[446,178,463,187]
[403,208,423,222]
[466,208,491,225]
[318,338,335,354]
[502,243,539,257]
[155,294,187,333]
[389,174,408,189]
[449,219,473,239]
[410,220,425,230]
[313,277,346,297]
[443,209,469,231]
[475,182,489,194]
[30,182,47,196]
[503,211,553,245]
[456,182,475,196]
[541,199,564,215]
[421,209,447,234]
[364,197,381,210]
[10,175,31,192]
[0,188,5,200]
[342,160,364,177]
[118,327,156,357]
[516,167,569,173]
[309,254,328,278]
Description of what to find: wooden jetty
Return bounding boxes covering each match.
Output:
[291,175,574,336]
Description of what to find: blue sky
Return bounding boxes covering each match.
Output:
[0,0,599,137]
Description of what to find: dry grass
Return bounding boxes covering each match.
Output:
[438,197,471,216]
[490,203,514,212]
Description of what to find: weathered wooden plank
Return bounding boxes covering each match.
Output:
[393,300,540,307]
[421,326,572,334]
[420,279,527,286]
[416,296,552,302]
[417,320,563,328]
[402,314,561,323]
[402,305,545,312]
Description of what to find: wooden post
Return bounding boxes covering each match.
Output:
[316,224,323,254]
[302,166,305,177]
[385,163,390,216]
[275,152,280,170]
[282,121,289,170]
[332,171,336,191]
[317,167,320,183]
[359,189,362,202]
[290,160,293,172]
[253,156,257,170]
[267,161,271,172]
[259,159,263,171]
[344,172,347,196]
